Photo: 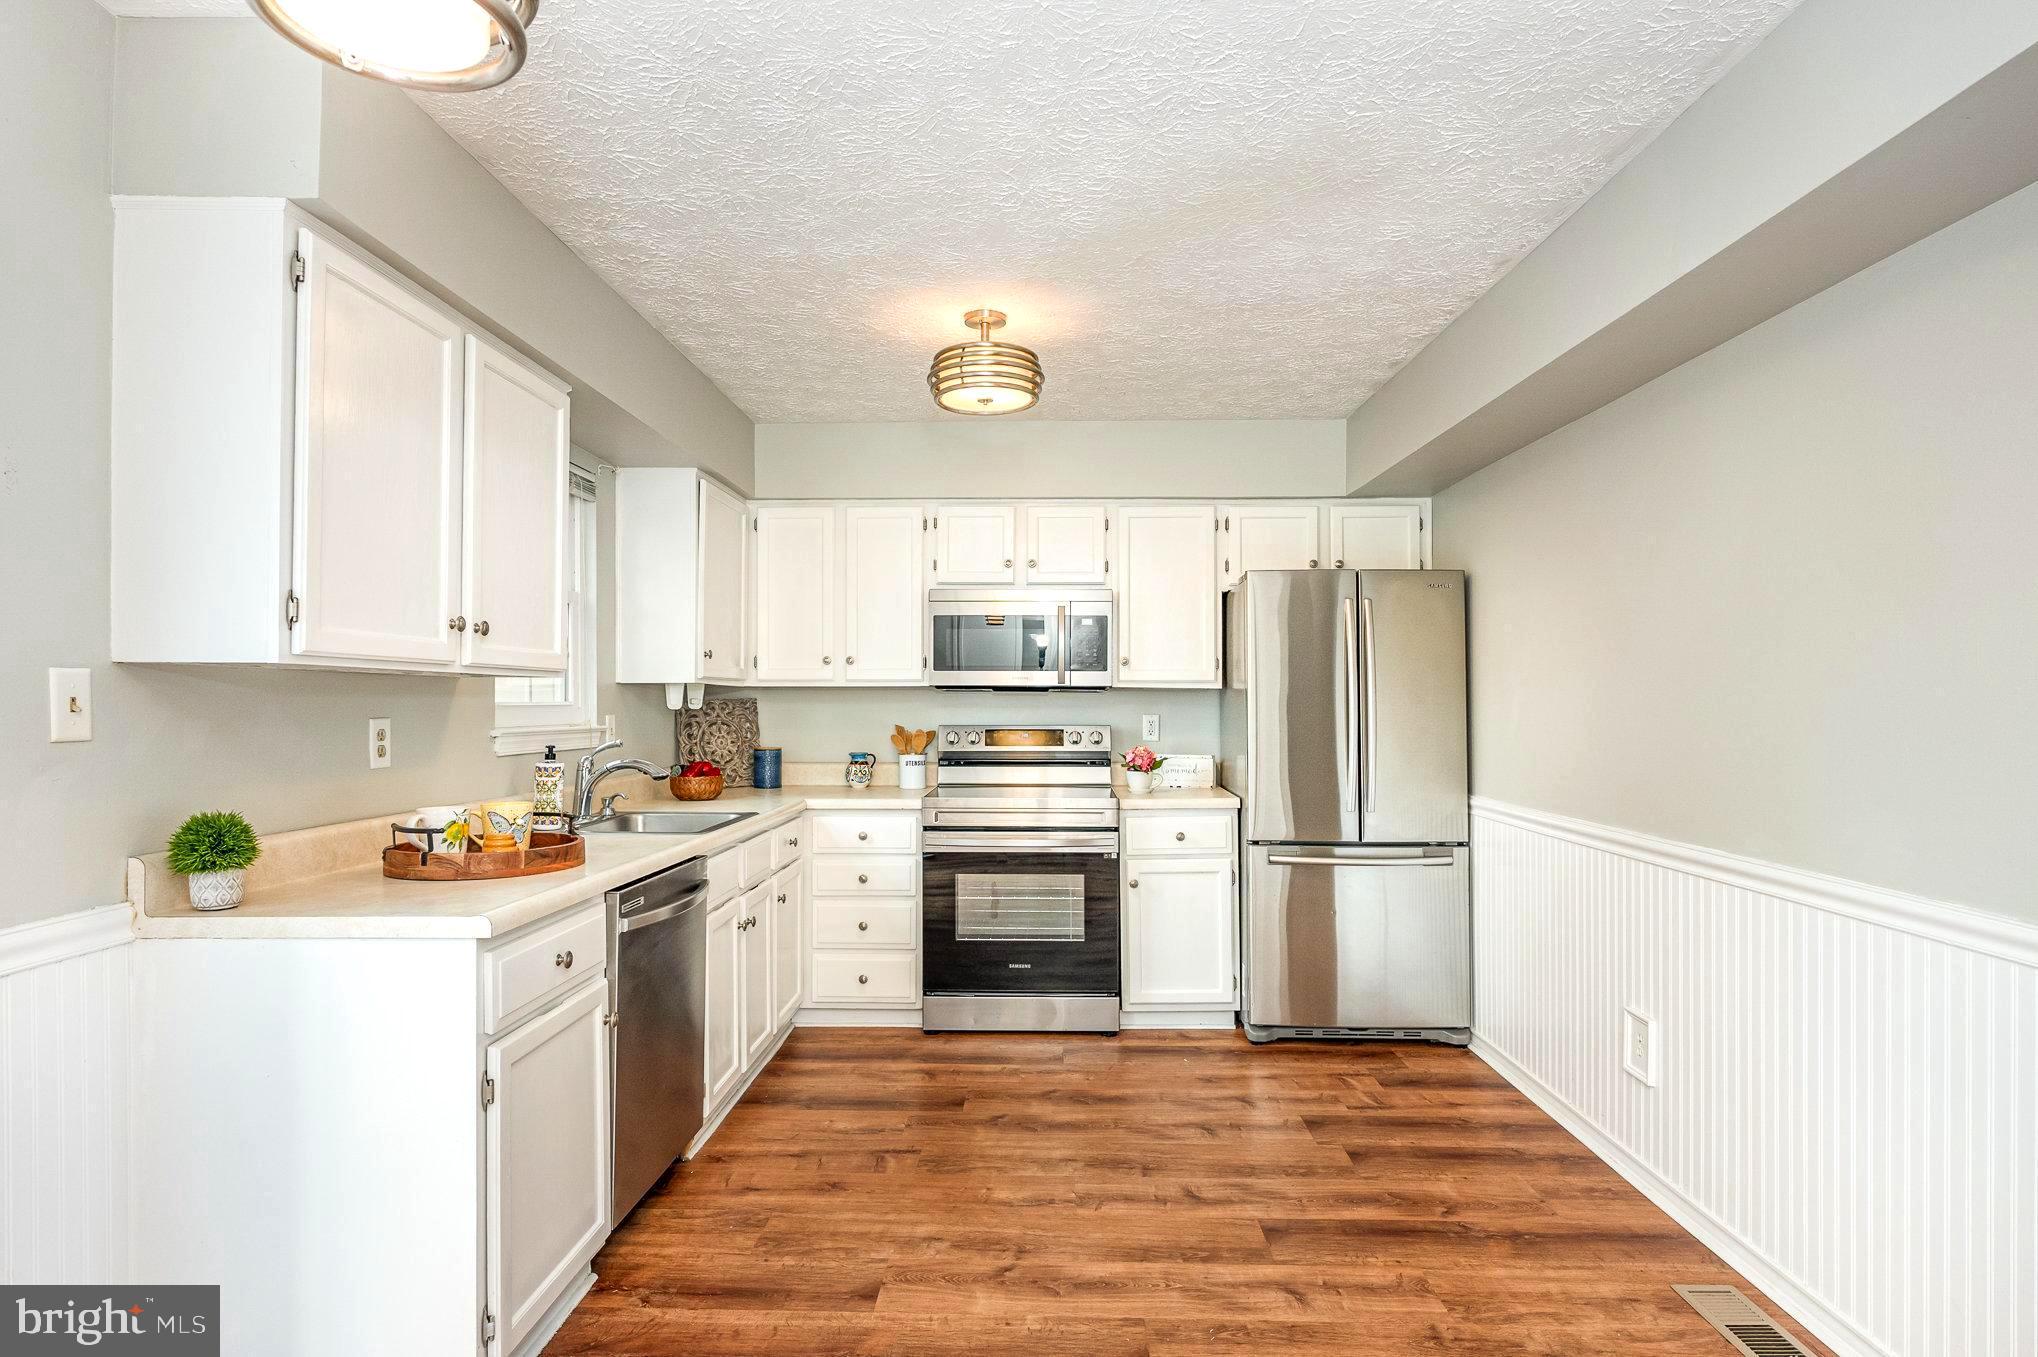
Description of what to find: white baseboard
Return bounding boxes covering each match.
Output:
[510,1265,593,1357]
[795,1006,922,1027]
[1119,1009,1236,1029]
[1471,802,2036,1357]
[1473,1037,1880,1357]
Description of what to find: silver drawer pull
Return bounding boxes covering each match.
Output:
[788,836,799,847]
[857,973,869,985]
[857,873,869,884]
[554,950,573,968]
[857,831,869,841]
[1174,831,1186,841]
[857,920,869,931]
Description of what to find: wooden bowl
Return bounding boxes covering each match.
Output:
[669,773,725,801]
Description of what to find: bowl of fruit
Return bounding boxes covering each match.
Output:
[668,760,725,801]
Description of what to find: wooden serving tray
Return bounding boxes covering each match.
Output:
[382,830,586,882]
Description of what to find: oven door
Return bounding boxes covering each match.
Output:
[921,831,1121,997]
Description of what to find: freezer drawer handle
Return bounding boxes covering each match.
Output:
[1267,854,1452,868]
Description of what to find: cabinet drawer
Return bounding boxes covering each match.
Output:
[483,901,607,1035]
[738,833,773,887]
[810,814,915,853]
[706,848,740,905]
[1124,812,1234,856]
[813,900,917,949]
[771,820,805,870]
[813,858,916,895]
[811,949,918,1004]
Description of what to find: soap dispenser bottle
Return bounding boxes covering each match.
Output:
[533,744,567,833]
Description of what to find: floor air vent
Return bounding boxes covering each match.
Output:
[1674,1284,1812,1356]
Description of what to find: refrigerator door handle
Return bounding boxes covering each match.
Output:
[1339,595,1358,815]
[1267,853,1453,868]
[1360,594,1377,815]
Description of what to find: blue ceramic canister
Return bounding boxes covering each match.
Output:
[753,746,783,789]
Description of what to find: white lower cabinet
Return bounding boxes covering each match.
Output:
[699,816,809,1144]
[804,809,921,1012]
[484,975,610,1356]
[1120,809,1239,1016]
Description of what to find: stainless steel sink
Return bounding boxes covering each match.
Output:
[576,811,758,835]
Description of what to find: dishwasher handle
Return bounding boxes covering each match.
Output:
[614,881,707,931]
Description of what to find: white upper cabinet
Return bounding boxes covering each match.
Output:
[698,478,748,683]
[1112,504,1219,687]
[461,334,570,673]
[931,504,1016,584]
[1021,504,1109,584]
[110,199,569,676]
[1324,503,1423,570]
[754,504,839,682]
[290,227,466,667]
[1219,504,1320,587]
[842,506,925,683]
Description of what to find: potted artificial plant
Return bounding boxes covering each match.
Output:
[1120,745,1165,794]
[167,810,262,911]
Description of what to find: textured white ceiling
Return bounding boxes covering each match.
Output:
[119,1,1801,422]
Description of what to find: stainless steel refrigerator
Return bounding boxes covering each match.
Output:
[1218,569,1470,1044]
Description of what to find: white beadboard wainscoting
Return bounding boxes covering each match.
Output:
[1470,799,2036,1357]
[0,906,133,1284]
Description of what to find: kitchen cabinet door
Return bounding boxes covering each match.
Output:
[1324,504,1423,570]
[931,504,1015,584]
[1112,505,1219,687]
[698,478,748,683]
[1022,504,1108,584]
[705,897,743,1110]
[1220,504,1319,588]
[484,977,610,1356]
[1123,858,1236,1007]
[770,862,804,1031]
[462,334,571,673]
[754,505,838,682]
[290,228,464,667]
[740,883,776,1068]
[843,506,925,683]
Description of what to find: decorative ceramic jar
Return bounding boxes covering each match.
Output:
[187,869,247,911]
[845,752,875,787]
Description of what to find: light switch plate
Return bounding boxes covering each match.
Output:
[48,668,92,742]
[368,717,392,769]
[1622,1006,1658,1087]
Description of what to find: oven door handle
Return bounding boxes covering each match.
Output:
[922,832,1119,855]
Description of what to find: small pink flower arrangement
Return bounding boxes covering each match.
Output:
[1120,745,1162,773]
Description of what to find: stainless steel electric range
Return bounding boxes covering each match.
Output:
[920,724,1121,1034]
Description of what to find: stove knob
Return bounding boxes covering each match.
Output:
[1088,730,1105,745]
[967,731,982,745]
[944,731,960,746]
[1064,729,1081,746]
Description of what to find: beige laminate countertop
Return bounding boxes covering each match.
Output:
[128,782,1237,942]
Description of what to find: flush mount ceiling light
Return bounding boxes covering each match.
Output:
[927,310,1044,416]
[246,0,539,93]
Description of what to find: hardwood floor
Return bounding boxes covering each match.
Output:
[547,1029,1831,1356]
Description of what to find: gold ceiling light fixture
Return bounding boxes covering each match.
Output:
[927,309,1044,416]
[246,0,539,93]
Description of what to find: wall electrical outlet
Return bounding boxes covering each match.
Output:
[1622,1006,1658,1087]
[368,718,392,769]
[1140,713,1160,741]
[48,668,92,742]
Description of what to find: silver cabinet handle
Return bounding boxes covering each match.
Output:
[1129,878,1139,888]
[776,892,787,904]
[555,950,573,968]
[857,831,869,841]
[1175,831,1186,841]
[857,973,869,985]
[1309,558,1319,568]
[1003,558,1012,568]
[847,656,855,665]
[822,655,831,665]
[474,620,491,637]
[857,873,868,884]
[703,648,713,659]
[788,836,799,847]
[1028,558,1037,568]
[1335,558,1344,568]
[449,616,466,631]
[857,921,869,931]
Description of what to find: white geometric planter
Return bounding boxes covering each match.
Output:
[186,869,246,911]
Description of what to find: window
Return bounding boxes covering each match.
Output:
[493,465,606,755]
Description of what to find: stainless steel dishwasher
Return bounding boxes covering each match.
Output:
[605,857,708,1227]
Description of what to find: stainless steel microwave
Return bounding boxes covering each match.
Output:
[928,588,1114,689]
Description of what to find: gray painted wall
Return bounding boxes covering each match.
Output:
[755,420,1345,499]
[0,0,670,929]
[722,688,1218,770]
[1434,181,2038,922]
